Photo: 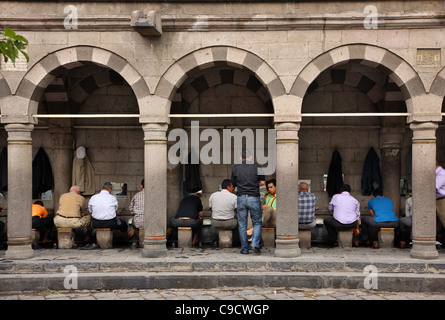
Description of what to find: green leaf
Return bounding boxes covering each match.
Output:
[4,27,16,38]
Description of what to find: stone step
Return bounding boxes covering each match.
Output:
[1,271,445,293]
[2,255,445,274]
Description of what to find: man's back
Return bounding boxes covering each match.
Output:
[57,191,85,218]
[329,191,360,224]
[175,195,203,220]
[89,190,118,220]
[209,189,237,220]
[368,196,398,223]
[298,192,317,223]
[231,163,265,197]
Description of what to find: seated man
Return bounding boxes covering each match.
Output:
[262,179,277,228]
[31,200,54,247]
[324,184,360,246]
[209,179,237,230]
[128,179,145,249]
[361,190,399,248]
[398,196,412,248]
[54,185,91,247]
[298,182,318,230]
[170,190,203,247]
[247,179,277,239]
[86,182,129,249]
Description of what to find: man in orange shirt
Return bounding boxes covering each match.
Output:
[31,200,53,247]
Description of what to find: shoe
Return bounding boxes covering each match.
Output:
[372,241,380,249]
[352,241,359,247]
[252,247,261,255]
[79,243,99,250]
[130,242,138,250]
[240,250,249,254]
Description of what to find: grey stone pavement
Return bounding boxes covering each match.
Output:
[2,244,445,303]
[1,287,445,300]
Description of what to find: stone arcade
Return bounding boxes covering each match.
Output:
[0,1,445,260]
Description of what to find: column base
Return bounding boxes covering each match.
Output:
[142,238,168,258]
[274,238,301,258]
[5,243,33,260]
[410,239,439,260]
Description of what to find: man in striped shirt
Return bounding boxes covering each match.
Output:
[129,179,144,249]
[246,179,276,241]
[262,179,277,228]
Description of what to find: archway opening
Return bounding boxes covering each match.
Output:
[300,59,410,245]
[167,65,275,247]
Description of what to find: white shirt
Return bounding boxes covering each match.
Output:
[209,189,237,220]
[328,191,360,224]
[88,190,118,220]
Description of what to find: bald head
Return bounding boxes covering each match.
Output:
[298,182,309,192]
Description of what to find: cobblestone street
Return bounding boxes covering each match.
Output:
[1,287,444,300]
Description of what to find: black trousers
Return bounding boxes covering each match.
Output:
[324,217,357,243]
[32,216,54,231]
[92,217,128,233]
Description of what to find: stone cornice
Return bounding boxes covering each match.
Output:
[1,13,445,32]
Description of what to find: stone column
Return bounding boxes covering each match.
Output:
[380,127,404,217]
[409,122,438,259]
[274,122,301,258]
[50,128,73,211]
[142,123,168,258]
[5,124,34,259]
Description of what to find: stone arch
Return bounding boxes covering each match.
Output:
[430,66,445,99]
[290,44,425,114]
[15,46,150,120]
[0,71,11,100]
[155,46,285,115]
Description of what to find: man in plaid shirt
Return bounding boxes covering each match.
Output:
[129,179,144,249]
[298,182,318,229]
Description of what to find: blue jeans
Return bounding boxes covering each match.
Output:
[237,196,262,253]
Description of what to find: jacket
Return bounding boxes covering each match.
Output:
[361,147,383,196]
[32,147,54,194]
[72,153,95,196]
[327,150,344,197]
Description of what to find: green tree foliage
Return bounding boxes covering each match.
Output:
[0,27,29,65]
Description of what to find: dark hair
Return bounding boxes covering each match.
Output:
[241,150,252,160]
[34,200,44,206]
[102,182,113,190]
[221,179,232,190]
[266,179,276,187]
[372,189,383,197]
[141,179,144,188]
[340,184,351,193]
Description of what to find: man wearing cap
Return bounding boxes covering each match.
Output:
[170,190,204,247]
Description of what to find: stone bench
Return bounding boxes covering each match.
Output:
[31,229,40,247]
[299,229,312,249]
[261,227,275,248]
[338,229,353,248]
[96,228,113,249]
[217,228,233,248]
[378,227,395,248]
[178,227,192,248]
[58,227,75,249]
